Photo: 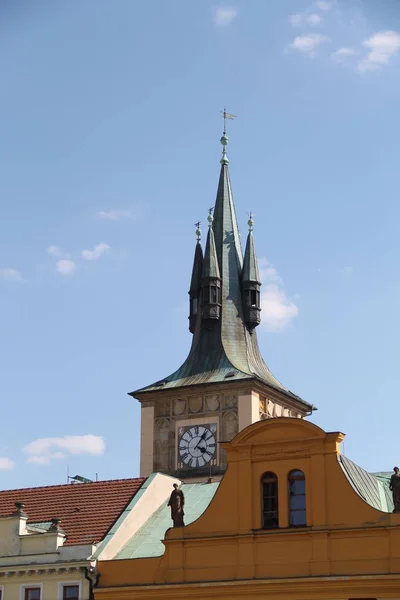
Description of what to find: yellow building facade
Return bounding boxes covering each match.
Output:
[96,418,400,600]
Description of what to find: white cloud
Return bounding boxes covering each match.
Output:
[81,243,110,261]
[290,34,330,56]
[359,30,400,72]
[258,258,299,332]
[0,268,22,282]
[98,209,135,221]
[47,245,63,257]
[315,0,334,10]
[331,47,359,62]
[56,259,76,275]
[213,5,237,27]
[23,434,105,465]
[0,457,15,470]
[290,13,322,27]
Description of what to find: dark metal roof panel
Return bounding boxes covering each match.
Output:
[189,241,204,293]
[202,226,220,279]
[242,231,260,283]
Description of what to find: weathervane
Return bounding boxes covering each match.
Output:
[220,107,237,134]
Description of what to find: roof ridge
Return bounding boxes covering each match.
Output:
[0,476,146,494]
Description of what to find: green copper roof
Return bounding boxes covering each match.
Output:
[189,241,203,294]
[202,222,220,280]
[339,455,393,513]
[242,231,260,283]
[116,482,219,559]
[131,137,312,412]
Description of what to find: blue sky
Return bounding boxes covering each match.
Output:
[1,0,400,489]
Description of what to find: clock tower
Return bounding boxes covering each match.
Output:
[130,128,315,480]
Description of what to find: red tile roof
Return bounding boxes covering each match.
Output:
[0,478,146,545]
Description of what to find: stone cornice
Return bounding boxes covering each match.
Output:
[0,565,87,578]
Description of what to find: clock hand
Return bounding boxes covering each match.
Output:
[194,431,208,450]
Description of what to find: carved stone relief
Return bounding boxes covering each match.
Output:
[267,400,275,417]
[222,393,237,409]
[173,399,186,416]
[189,395,203,413]
[205,393,219,412]
[155,400,171,417]
[222,410,238,441]
[259,396,267,420]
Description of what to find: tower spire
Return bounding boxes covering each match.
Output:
[132,126,313,415]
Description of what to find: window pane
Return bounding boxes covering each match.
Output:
[290,494,306,510]
[290,479,305,494]
[263,512,279,528]
[288,470,306,527]
[263,496,278,511]
[262,472,278,528]
[290,470,304,477]
[290,509,307,526]
[25,589,41,600]
[63,585,79,600]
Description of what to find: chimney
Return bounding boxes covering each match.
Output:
[48,518,63,532]
[12,501,27,518]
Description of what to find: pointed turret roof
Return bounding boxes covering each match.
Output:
[202,213,220,280]
[189,240,203,296]
[242,216,260,284]
[131,132,312,413]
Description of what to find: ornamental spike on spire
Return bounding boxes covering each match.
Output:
[220,108,236,165]
[195,220,201,242]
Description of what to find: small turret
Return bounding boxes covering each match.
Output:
[201,211,221,323]
[242,214,261,330]
[188,224,203,334]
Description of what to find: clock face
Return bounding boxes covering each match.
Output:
[177,424,217,469]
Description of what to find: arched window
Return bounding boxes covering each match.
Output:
[261,472,279,528]
[288,469,306,527]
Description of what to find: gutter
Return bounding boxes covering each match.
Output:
[85,566,100,600]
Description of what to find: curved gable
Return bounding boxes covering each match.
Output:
[229,417,336,448]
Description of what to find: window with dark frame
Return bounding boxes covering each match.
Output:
[288,469,307,527]
[62,585,80,600]
[24,588,41,600]
[261,471,279,528]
